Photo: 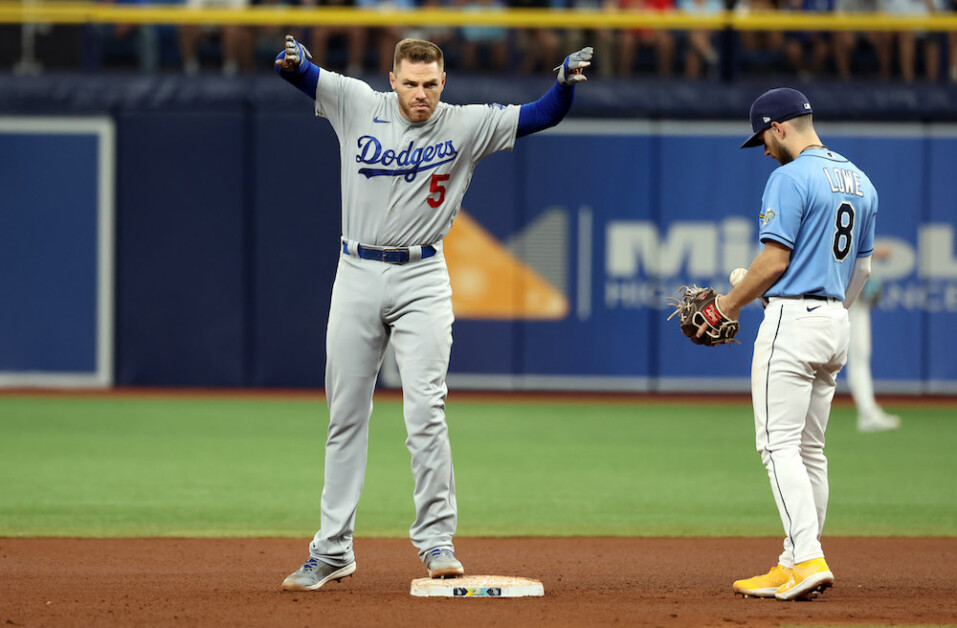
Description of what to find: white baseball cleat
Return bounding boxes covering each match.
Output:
[282,557,356,591]
[425,548,465,578]
[857,410,901,433]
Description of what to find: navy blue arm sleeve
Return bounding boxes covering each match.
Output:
[516,82,574,139]
[274,51,320,100]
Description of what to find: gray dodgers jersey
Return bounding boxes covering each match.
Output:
[315,71,521,247]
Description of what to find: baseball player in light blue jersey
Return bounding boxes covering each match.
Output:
[709,88,877,601]
[274,35,593,592]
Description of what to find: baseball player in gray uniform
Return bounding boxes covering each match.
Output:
[274,35,592,591]
[709,88,877,601]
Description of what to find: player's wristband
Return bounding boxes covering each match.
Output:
[275,52,320,100]
[517,81,574,138]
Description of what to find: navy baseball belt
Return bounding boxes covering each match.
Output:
[341,241,437,265]
[767,294,839,302]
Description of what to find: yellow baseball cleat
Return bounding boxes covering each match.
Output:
[733,564,792,598]
[775,558,834,601]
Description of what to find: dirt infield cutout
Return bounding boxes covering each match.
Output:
[2,537,955,627]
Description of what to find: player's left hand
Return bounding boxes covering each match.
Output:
[666,286,740,347]
[554,47,593,85]
[714,294,740,322]
[275,34,313,72]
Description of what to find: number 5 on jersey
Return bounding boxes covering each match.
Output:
[428,173,450,208]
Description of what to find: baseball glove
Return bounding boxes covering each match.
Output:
[666,286,740,347]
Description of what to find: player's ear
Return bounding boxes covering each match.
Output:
[389,72,396,90]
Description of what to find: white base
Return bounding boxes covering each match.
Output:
[410,575,544,598]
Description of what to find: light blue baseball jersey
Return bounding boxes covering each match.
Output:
[759,147,878,300]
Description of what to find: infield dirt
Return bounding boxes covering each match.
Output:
[2,537,955,627]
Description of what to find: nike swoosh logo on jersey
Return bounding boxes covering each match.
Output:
[807,305,822,312]
[373,117,390,123]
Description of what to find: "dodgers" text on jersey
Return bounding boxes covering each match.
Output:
[355,136,458,181]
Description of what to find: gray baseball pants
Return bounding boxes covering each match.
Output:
[308,250,457,566]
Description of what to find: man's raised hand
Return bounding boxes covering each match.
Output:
[275,34,313,72]
[554,47,593,85]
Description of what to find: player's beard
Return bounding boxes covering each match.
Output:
[769,135,793,166]
[400,97,435,123]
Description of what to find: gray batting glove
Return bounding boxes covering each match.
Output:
[275,34,313,72]
[554,47,593,85]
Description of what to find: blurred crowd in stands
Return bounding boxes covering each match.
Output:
[3,0,956,82]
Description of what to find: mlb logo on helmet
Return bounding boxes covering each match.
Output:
[740,87,813,149]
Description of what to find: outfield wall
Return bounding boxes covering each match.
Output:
[3,91,956,392]
[449,121,957,394]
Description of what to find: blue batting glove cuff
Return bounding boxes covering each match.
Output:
[275,51,314,76]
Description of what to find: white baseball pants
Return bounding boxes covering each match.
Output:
[845,299,879,416]
[751,297,850,566]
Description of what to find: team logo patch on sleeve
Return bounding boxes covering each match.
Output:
[760,208,776,227]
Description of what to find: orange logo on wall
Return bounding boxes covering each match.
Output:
[443,211,569,320]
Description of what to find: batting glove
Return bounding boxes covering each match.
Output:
[554,47,593,85]
[275,34,313,73]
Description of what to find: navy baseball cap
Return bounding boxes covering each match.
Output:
[740,88,813,149]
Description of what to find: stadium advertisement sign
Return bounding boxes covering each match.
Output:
[447,121,957,393]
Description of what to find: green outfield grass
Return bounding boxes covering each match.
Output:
[0,395,953,538]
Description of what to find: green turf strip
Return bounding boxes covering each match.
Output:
[0,396,953,538]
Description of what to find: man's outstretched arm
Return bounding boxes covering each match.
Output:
[517,47,592,139]
[275,35,320,100]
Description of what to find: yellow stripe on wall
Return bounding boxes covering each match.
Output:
[0,3,955,31]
